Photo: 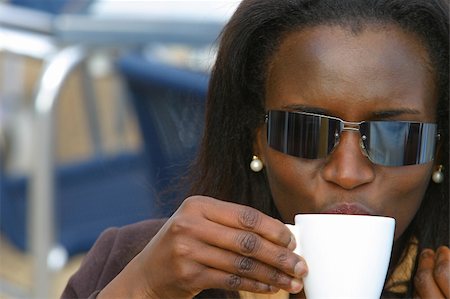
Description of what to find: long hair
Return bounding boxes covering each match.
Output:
[187,0,449,297]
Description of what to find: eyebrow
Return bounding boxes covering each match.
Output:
[370,109,421,119]
[280,104,421,119]
[280,104,330,115]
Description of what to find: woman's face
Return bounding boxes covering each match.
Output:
[256,24,438,240]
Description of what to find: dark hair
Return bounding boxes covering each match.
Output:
[188,0,449,297]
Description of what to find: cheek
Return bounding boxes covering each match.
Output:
[263,149,322,222]
[382,165,433,239]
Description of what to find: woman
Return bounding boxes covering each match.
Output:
[62,0,449,298]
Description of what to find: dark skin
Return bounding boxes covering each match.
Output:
[256,24,449,298]
[96,24,449,298]
[259,24,434,264]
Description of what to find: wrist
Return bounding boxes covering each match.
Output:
[97,257,158,299]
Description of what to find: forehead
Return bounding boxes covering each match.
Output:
[265,24,438,121]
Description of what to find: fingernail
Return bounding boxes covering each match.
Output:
[435,246,447,260]
[290,278,303,293]
[421,249,434,258]
[257,282,276,293]
[294,260,307,277]
[268,285,280,293]
[288,235,297,251]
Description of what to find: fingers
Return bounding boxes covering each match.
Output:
[172,196,307,294]
[183,196,295,249]
[193,239,304,293]
[414,249,445,299]
[197,218,307,279]
[197,267,279,294]
[434,246,450,298]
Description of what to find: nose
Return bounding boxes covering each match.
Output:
[322,131,375,189]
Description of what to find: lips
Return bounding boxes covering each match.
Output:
[322,203,373,215]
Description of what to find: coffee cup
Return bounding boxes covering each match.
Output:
[287,214,395,299]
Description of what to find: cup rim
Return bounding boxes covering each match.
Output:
[294,213,395,222]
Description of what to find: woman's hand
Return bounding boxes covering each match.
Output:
[99,196,308,299]
[414,246,450,299]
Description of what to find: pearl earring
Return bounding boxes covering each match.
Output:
[250,155,263,172]
[432,165,444,184]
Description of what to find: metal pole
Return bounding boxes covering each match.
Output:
[80,59,103,156]
[29,45,87,299]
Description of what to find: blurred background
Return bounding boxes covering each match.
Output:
[0,0,240,298]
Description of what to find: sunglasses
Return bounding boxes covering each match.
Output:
[266,110,438,167]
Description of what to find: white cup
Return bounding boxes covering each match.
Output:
[287,214,395,299]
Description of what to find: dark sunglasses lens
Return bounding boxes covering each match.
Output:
[267,110,340,159]
[360,122,437,166]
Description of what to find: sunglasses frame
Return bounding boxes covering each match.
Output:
[265,110,439,167]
